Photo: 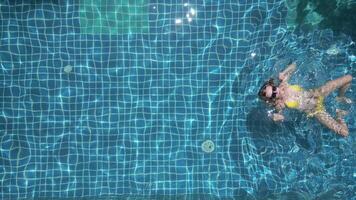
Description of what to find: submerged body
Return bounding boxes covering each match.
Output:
[280,84,323,115]
[258,62,352,137]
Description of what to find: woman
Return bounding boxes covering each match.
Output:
[258,62,352,137]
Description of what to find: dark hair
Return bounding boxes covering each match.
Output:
[258,78,277,105]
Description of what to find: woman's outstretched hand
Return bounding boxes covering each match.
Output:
[272,113,285,122]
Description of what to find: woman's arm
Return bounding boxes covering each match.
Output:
[279,62,297,82]
[270,101,285,122]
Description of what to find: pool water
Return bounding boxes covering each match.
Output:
[0,0,355,199]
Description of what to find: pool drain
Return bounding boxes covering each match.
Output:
[202,140,215,153]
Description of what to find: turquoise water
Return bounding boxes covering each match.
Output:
[0,0,355,199]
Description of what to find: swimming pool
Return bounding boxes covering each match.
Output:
[0,0,355,199]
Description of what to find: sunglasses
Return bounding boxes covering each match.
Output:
[271,86,278,99]
[263,85,278,99]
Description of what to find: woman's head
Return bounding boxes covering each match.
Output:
[258,78,279,104]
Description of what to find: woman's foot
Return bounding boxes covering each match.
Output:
[336,96,352,104]
[336,109,348,118]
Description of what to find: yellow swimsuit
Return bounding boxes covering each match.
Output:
[284,85,325,117]
[307,96,325,117]
[284,85,303,109]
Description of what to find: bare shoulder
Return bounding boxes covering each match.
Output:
[279,81,289,87]
[275,99,285,111]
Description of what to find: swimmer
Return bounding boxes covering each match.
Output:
[258,62,352,137]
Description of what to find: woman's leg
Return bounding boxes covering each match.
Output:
[317,75,352,98]
[314,110,349,137]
